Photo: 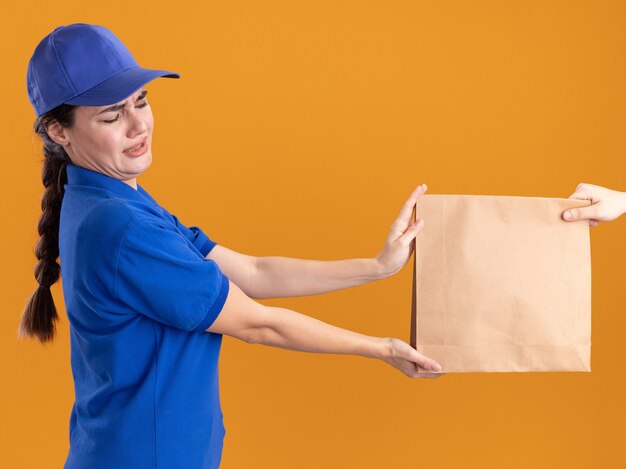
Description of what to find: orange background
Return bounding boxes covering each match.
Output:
[3,1,625,467]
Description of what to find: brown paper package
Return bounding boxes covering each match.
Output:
[411,195,592,373]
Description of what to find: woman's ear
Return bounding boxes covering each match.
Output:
[45,119,70,146]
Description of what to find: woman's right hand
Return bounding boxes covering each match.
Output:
[379,338,445,379]
[562,183,626,226]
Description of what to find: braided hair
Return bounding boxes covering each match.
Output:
[18,103,77,344]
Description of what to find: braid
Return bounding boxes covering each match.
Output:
[18,104,75,344]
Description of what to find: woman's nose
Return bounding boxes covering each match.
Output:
[127,109,149,134]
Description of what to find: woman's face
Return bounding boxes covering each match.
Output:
[48,87,154,188]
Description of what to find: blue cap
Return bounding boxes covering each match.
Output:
[26,23,180,117]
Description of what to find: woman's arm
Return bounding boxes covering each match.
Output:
[248,185,428,299]
[251,255,388,299]
[206,247,387,299]
[206,279,443,378]
[207,184,428,299]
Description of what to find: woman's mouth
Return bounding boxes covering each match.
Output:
[124,137,148,157]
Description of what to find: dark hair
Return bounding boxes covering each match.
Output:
[18,103,77,344]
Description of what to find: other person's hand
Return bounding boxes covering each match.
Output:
[562,183,626,227]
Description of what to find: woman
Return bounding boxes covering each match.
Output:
[18,23,443,469]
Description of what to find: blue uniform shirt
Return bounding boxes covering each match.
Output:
[59,163,230,469]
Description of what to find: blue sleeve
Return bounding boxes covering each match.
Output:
[114,217,230,332]
[167,212,217,257]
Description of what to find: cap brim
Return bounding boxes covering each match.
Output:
[64,67,180,106]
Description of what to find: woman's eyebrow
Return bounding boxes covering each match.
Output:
[96,90,148,115]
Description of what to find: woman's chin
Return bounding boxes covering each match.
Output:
[128,150,152,169]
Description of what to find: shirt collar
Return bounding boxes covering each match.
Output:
[65,163,160,207]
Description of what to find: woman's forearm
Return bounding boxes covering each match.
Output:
[249,305,390,359]
[251,256,389,299]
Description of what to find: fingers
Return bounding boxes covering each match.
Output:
[387,339,444,378]
[567,186,592,201]
[565,183,626,222]
[398,361,444,378]
[397,218,425,246]
[564,184,599,222]
[562,204,598,222]
[408,348,442,372]
[395,184,428,227]
[410,363,445,378]
[414,372,445,379]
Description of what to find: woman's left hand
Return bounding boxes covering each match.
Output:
[374,184,427,278]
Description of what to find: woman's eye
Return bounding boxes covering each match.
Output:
[102,101,149,124]
[103,115,120,124]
